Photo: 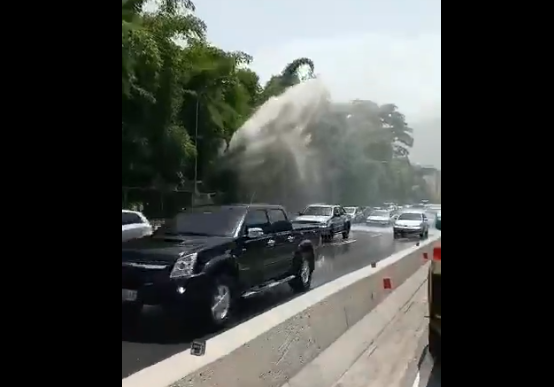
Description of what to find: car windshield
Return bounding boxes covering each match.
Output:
[398,212,422,221]
[345,207,357,214]
[156,207,246,237]
[370,210,389,217]
[303,206,332,216]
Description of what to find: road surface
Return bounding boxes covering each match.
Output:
[399,329,440,387]
[121,225,422,379]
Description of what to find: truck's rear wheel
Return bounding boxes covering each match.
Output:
[289,252,313,293]
[428,328,441,363]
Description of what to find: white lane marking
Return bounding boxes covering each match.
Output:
[412,369,421,387]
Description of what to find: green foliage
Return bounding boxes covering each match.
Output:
[122,0,437,209]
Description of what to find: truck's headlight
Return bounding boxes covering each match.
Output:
[170,252,198,278]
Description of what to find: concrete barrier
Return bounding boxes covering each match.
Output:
[122,234,441,387]
[282,258,431,387]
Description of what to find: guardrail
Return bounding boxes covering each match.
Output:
[122,234,441,387]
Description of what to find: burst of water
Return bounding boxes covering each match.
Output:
[223,78,383,211]
[228,79,329,178]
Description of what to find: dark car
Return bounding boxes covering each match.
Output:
[121,204,321,327]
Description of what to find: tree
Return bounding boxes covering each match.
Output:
[259,58,315,102]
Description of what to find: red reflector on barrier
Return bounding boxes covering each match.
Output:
[433,247,441,261]
[423,252,428,260]
[383,278,392,290]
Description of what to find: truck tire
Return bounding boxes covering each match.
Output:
[289,251,313,293]
[428,328,441,363]
[203,275,235,328]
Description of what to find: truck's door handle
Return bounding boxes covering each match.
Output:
[267,239,275,246]
[287,236,294,242]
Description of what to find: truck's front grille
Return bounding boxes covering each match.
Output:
[121,265,168,289]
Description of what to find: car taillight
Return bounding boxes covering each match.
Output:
[433,246,441,261]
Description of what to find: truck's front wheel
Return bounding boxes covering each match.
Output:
[289,252,313,293]
[203,275,235,328]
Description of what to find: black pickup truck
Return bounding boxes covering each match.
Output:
[122,204,321,327]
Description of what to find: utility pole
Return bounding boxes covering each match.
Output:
[192,96,199,208]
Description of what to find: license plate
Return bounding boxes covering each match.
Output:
[122,289,137,302]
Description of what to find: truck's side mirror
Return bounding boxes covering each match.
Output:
[247,227,264,238]
[297,211,303,216]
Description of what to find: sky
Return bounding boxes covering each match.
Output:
[189,0,441,168]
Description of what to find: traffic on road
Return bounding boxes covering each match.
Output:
[122,201,441,382]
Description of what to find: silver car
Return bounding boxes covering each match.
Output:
[295,204,351,241]
[393,210,429,239]
[122,210,153,242]
[366,210,394,226]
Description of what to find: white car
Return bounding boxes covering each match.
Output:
[393,211,429,239]
[366,210,394,226]
[122,210,153,242]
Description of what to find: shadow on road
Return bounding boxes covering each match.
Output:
[122,284,300,346]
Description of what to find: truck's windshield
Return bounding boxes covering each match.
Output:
[157,207,246,237]
[303,206,333,216]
